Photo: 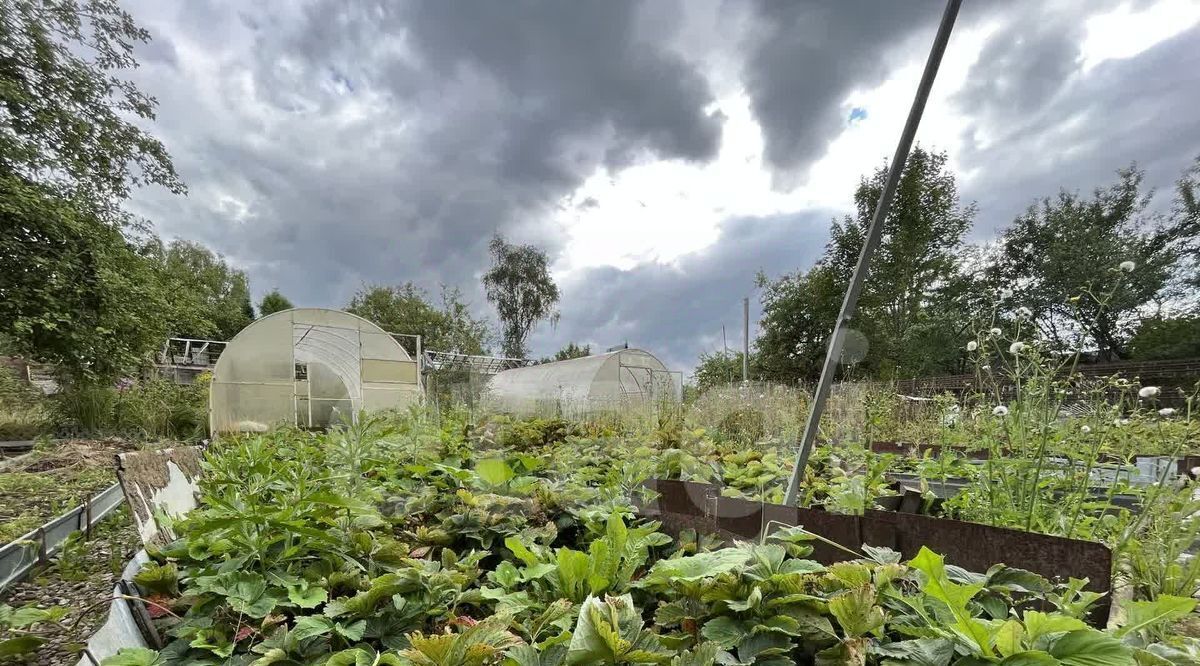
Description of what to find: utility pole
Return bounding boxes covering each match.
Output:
[742,297,749,383]
[722,325,731,385]
[783,0,962,506]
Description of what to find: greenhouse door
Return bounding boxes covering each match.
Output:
[618,365,682,404]
[292,323,361,428]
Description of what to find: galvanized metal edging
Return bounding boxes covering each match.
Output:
[0,482,126,593]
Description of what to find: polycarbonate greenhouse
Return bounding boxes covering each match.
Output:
[209,308,422,433]
[485,348,681,416]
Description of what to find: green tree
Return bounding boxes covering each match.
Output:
[258,289,294,317]
[0,0,183,219]
[756,148,974,380]
[154,240,254,341]
[1127,316,1200,361]
[0,0,183,379]
[756,265,842,381]
[539,341,590,364]
[346,283,491,355]
[989,161,1200,360]
[482,235,560,358]
[692,350,754,392]
[0,175,171,380]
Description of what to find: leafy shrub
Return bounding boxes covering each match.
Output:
[496,417,575,451]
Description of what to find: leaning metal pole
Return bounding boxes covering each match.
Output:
[783,0,962,506]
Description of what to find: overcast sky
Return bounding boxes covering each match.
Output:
[123,0,1200,372]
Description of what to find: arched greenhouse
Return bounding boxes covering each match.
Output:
[209,308,422,433]
[485,348,681,416]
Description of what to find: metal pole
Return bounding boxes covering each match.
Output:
[784,0,961,506]
[722,325,731,385]
[742,297,750,382]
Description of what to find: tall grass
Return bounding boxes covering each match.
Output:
[0,365,51,440]
[53,374,208,440]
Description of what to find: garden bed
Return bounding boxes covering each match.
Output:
[0,440,146,543]
[637,478,1116,623]
[0,508,142,665]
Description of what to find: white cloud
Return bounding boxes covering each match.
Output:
[1080,0,1200,72]
[553,19,998,277]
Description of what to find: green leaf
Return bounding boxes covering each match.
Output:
[249,649,289,666]
[872,637,955,666]
[287,583,328,609]
[1117,596,1198,638]
[326,571,421,619]
[994,619,1026,657]
[1049,629,1133,666]
[639,548,751,587]
[132,562,181,596]
[566,594,671,664]
[996,652,1058,666]
[100,647,165,665]
[7,606,65,627]
[907,547,990,656]
[700,616,752,649]
[0,636,46,658]
[291,615,335,641]
[505,536,544,568]
[476,458,515,486]
[862,544,903,565]
[670,642,720,666]
[828,585,885,637]
[336,619,367,642]
[1022,611,1087,642]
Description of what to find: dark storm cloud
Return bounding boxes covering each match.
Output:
[126,0,723,307]
[529,211,832,372]
[954,14,1200,233]
[120,0,1200,370]
[742,0,943,178]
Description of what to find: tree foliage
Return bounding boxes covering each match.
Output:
[752,154,1200,382]
[988,163,1200,360]
[346,283,491,355]
[692,350,755,392]
[0,0,183,379]
[1127,316,1200,361]
[539,341,590,364]
[482,235,560,359]
[153,240,253,341]
[257,289,294,317]
[756,148,975,380]
[0,0,184,220]
[0,173,170,379]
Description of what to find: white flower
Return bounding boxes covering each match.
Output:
[1119,260,1136,273]
[1138,386,1160,399]
[1114,418,1130,427]
[990,327,1002,336]
[1159,408,1176,417]
[1016,306,1033,319]
[966,341,978,352]
[999,288,1013,300]
[981,364,991,371]
[1080,425,1092,434]
[1009,342,1026,354]
[992,405,1009,417]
